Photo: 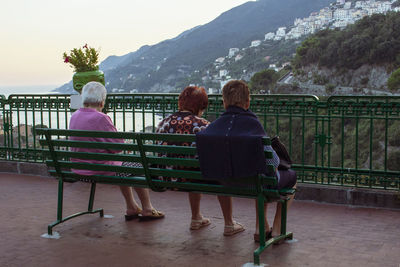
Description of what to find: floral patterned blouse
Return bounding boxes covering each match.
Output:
[155,111,209,181]
[156,111,209,146]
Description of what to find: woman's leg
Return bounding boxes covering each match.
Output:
[271,169,297,236]
[254,201,270,235]
[218,196,245,235]
[188,192,203,220]
[189,193,203,220]
[188,193,210,229]
[133,187,162,217]
[271,190,295,236]
[217,196,234,225]
[119,186,141,215]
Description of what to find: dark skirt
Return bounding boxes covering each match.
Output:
[277,169,297,190]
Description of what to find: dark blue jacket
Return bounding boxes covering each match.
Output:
[196,106,268,181]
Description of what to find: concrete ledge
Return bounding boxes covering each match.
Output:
[0,161,50,178]
[296,183,400,210]
[0,161,19,173]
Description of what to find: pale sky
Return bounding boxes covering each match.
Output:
[0,0,251,87]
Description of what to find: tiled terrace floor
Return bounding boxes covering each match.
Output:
[1,173,400,267]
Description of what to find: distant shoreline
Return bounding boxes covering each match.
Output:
[0,85,59,97]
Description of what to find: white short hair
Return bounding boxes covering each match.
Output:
[81,82,107,105]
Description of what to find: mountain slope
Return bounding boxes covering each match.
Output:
[57,0,334,93]
[292,12,400,90]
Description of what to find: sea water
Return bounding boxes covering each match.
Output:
[0,85,163,132]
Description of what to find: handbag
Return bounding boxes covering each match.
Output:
[271,136,292,170]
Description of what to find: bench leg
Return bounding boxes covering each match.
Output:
[253,195,266,265]
[253,197,294,265]
[88,182,103,217]
[281,198,287,235]
[263,198,293,245]
[88,182,95,211]
[57,178,64,221]
[280,198,293,240]
[48,179,64,235]
[47,180,103,236]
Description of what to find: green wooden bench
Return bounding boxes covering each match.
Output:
[36,128,294,265]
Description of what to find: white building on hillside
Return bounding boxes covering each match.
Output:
[276,27,286,38]
[319,7,333,19]
[264,32,275,40]
[219,69,228,78]
[355,1,367,9]
[294,18,302,26]
[235,54,243,61]
[344,2,352,9]
[228,48,239,58]
[334,9,349,20]
[333,20,350,28]
[215,57,225,64]
[377,2,392,13]
[250,40,262,47]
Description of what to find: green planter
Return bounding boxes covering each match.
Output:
[72,70,105,94]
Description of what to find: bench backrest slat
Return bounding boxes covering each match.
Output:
[42,151,142,163]
[45,161,146,175]
[142,144,198,155]
[47,170,149,186]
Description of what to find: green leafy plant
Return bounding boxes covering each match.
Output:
[63,44,100,72]
[388,68,400,92]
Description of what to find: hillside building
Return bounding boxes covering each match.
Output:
[219,69,228,78]
[235,54,243,61]
[294,18,302,26]
[264,32,275,40]
[276,27,286,38]
[250,40,262,47]
[333,20,351,28]
[334,9,349,20]
[228,48,239,58]
[319,7,333,19]
[263,0,396,44]
[344,2,352,9]
[355,1,367,9]
[215,57,225,64]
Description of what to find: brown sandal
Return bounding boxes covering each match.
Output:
[138,209,165,221]
[124,208,142,221]
[253,228,272,242]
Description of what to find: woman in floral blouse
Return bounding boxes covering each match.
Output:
[156,86,244,236]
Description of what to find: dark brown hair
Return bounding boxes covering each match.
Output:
[178,86,208,116]
[222,80,250,108]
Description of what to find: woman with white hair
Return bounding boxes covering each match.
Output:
[69,81,164,221]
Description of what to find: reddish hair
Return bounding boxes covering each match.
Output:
[178,86,208,116]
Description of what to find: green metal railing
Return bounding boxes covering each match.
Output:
[0,93,399,191]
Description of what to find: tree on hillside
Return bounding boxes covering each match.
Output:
[293,12,400,71]
[249,69,280,94]
[387,68,400,92]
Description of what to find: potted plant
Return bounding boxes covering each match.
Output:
[63,44,105,94]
